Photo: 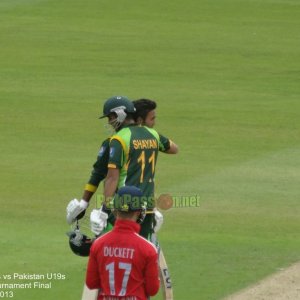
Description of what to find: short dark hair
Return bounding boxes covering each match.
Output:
[132,99,157,122]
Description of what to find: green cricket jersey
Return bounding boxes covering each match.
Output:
[85,126,170,239]
[108,125,163,209]
[85,132,170,194]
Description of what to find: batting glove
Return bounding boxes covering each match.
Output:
[90,208,108,236]
[153,208,164,233]
[66,199,89,225]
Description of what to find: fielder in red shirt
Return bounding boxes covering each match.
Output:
[86,186,160,300]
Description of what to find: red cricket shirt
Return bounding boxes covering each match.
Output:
[86,219,160,300]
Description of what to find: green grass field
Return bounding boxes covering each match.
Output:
[1,0,300,299]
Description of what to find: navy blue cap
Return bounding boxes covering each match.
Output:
[114,186,144,211]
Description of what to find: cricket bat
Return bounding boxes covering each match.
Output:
[81,284,98,300]
[159,249,174,300]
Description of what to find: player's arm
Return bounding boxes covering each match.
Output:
[103,138,124,202]
[83,138,110,202]
[66,139,109,224]
[158,133,179,154]
[90,138,124,235]
[166,140,179,154]
[103,168,119,205]
[144,251,160,296]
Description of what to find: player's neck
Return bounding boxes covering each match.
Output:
[117,214,138,223]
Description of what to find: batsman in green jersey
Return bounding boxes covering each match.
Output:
[103,97,164,238]
[66,96,178,239]
[84,110,175,197]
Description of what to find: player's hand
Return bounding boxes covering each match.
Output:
[153,208,164,233]
[90,209,108,236]
[66,199,89,224]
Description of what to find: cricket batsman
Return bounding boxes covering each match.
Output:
[66,96,178,239]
